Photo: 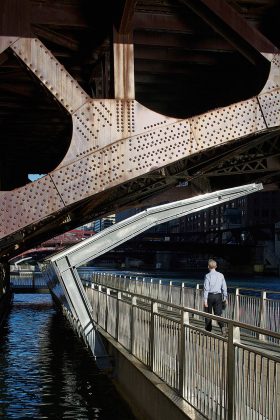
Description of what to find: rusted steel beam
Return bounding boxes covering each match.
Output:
[180,0,279,63]
[0,0,30,37]
[33,25,79,51]
[134,47,218,66]
[134,31,234,51]
[31,2,87,28]
[0,35,279,259]
[115,0,137,36]
[133,12,194,33]
[113,28,135,99]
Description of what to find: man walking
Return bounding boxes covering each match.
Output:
[204,259,227,335]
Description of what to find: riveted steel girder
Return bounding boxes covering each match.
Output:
[0,36,280,256]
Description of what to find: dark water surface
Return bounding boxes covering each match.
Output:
[0,294,135,420]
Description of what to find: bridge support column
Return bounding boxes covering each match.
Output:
[0,260,10,297]
[113,28,135,100]
[0,260,12,329]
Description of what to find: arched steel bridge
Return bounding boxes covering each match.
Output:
[0,0,280,261]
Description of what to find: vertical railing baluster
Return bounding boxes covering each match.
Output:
[116,291,121,341]
[97,284,102,324]
[194,284,200,319]
[259,291,267,341]
[179,309,189,398]
[131,296,137,354]
[150,278,153,299]
[234,288,240,322]
[149,301,158,371]
[105,287,110,332]
[181,282,185,307]
[227,322,240,419]
[141,277,145,295]
[158,279,162,300]
[168,281,173,304]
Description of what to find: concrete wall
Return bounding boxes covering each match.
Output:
[100,329,204,420]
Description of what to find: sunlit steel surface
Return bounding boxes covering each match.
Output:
[0,33,279,258]
[45,183,261,365]
[47,183,262,268]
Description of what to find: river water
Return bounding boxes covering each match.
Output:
[0,293,135,420]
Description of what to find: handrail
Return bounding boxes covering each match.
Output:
[84,280,280,340]
[80,270,280,341]
[83,279,280,420]
[10,271,48,290]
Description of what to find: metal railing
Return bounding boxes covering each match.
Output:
[83,280,280,420]
[10,271,48,290]
[79,270,280,344]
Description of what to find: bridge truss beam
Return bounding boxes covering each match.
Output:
[0,30,279,259]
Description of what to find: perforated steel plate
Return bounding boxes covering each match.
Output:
[0,36,279,242]
[0,176,65,236]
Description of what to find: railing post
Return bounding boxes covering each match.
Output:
[90,283,96,321]
[181,282,185,307]
[119,274,123,289]
[194,284,200,319]
[32,272,35,290]
[259,291,267,341]
[130,296,137,354]
[135,276,138,294]
[124,275,128,291]
[169,281,173,304]
[105,287,110,332]
[158,279,162,300]
[227,322,240,419]
[129,276,133,293]
[179,309,189,398]
[149,301,158,371]
[150,278,153,298]
[116,291,122,341]
[97,285,102,324]
[234,288,240,321]
[141,277,145,295]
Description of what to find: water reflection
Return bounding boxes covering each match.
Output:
[0,294,135,419]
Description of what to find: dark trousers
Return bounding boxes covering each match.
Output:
[205,293,223,331]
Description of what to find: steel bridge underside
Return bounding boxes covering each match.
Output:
[0,1,280,260]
